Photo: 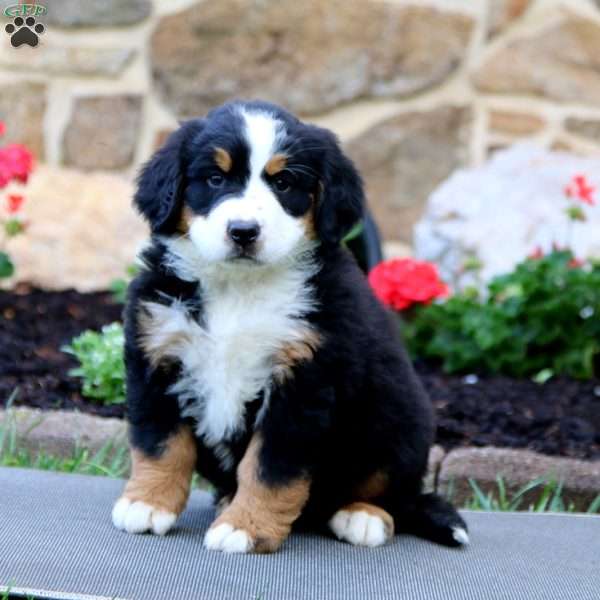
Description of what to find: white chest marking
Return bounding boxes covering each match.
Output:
[140,261,318,454]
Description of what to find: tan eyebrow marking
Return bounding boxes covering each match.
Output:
[214,147,232,172]
[265,153,287,176]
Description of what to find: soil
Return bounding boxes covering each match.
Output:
[1,287,599,459]
[0,284,123,419]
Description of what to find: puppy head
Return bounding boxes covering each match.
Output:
[135,101,364,266]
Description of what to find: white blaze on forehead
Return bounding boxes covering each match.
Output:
[186,107,311,266]
[240,109,285,178]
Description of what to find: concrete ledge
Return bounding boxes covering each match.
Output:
[0,407,127,457]
[425,444,445,492]
[439,447,600,510]
[2,408,599,510]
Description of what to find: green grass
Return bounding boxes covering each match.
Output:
[463,474,600,514]
[0,390,130,478]
[1,584,34,600]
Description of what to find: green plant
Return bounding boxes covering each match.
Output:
[62,322,126,405]
[404,250,600,379]
[463,475,600,514]
[110,263,140,304]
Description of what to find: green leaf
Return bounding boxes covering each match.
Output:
[342,220,364,244]
[587,495,600,514]
[4,218,24,237]
[62,323,126,405]
[0,252,14,278]
[565,206,586,222]
[532,368,554,384]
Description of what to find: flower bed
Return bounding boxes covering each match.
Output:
[1,284,598,460]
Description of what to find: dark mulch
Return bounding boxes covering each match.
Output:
[0,284,124,419]
[418,363,600,460]
[1,287,599,459]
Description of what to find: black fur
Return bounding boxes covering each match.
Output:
[125,100,467,547]
[312,129,364,248]
[134,120,204,233]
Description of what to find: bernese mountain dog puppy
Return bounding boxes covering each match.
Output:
[112,100,468,553]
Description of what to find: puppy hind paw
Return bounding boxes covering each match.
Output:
[329,509,392,548]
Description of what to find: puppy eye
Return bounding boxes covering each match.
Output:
[207,174,225,188]
[274,176,291,193]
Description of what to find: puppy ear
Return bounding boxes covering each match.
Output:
[134,120,203,233]
[315,131,365,249]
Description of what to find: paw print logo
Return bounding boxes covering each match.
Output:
[5,16,45,48]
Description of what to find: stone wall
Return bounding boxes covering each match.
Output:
[2,0,600,244]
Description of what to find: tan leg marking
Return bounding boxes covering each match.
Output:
[214,147,232,172]
[204,434,310,553]
[329,502,394,547]
[273,328,321,384]
[112,426,197,535]
[353,470,389,501]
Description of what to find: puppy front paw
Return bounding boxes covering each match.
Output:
[204,522,255,553]
[112,496,178,536]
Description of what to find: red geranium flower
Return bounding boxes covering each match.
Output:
[0,121,5,137]
[0,144,34,188]
[6,194,25,214]
[564,174,596,206]
[568,257,585,269]
[368,258,449,311]
[528,246,544,260]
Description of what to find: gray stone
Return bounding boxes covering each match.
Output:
[63,95,143,170]
[45,0,151,28]
[150,0,473,118]
[414,145,600,291]
[0,82,46,159]
[0,407,127,460]
[346,106,472,242]
[565,117,600,144]
[153,128,175,151]
[487,0,532,37]
[439,447,600,511]
[424,445,445,493]
[489,109,545,136]
[0,46,136,77]
[474,16,600,106]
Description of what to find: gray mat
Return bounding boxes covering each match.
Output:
[1,467,599,600]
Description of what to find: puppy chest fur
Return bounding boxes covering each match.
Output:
[137,262,319,457]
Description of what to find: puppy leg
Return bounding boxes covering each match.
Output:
[204,434,310,554]
[329,502,395,548]
[112,425,196,536]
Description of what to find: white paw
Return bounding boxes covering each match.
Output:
[329,510,391,547]
[204,522,254,553]
[112,497,177,536]
[452,526,470,545]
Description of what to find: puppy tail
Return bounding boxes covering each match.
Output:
[398,493,469,548]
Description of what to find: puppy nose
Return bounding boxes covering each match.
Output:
[227,220,260,247]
